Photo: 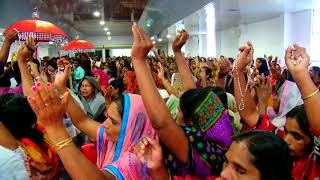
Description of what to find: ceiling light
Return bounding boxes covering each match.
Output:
[106,32,111,35]
[166,35,171,38]
[61,43,65,46]
[99,21,105,25]
[107,36,112,40]
[158,38,162,42]
[103,27,109,31]
[150,36,155,40]
[146,23,151,27]
[0,32,3,36]
[48,41,54,45]
[93,11,100,17]
[152,41,156,44]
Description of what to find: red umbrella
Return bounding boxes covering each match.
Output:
[4,19,67,42]
[62,40,95,51]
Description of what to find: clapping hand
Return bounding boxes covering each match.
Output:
[17,36,37,61]
[4,30,18,44]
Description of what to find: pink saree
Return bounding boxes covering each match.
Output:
[96,94,157,179]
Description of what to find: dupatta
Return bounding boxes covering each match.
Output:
[96,94,157,179]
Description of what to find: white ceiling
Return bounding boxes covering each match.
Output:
[0,0,317,39]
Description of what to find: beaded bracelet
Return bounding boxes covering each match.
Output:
[302,89,319,100]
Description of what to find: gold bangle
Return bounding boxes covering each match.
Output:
[55,137,73,151]
[302,89,319,100]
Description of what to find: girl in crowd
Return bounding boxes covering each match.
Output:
[233,42,320,179]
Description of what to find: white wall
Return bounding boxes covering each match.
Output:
[85,36,133,48]
[216,16,284,59]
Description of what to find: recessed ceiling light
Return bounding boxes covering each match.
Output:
[106,32,111,35]
[146,23,151,27]
[158,38,162,42]
[48,41,54,45]
[152,41,156,44]
[61,43,65,46]
[99,21,105,25]
[103,27,109,31]
[166,35,171,38]
[0,32,3,36]
[150,36,155,40]
[93,11,100,17]
[107,36,112,40]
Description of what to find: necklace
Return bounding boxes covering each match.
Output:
[234,47,254,111]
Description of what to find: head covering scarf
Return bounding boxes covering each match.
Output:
[96,94,157,179]
[164,90,234,177]
[124,71,139,94]
[78,76,106,121]
[92,69,110,90]
[270,80,303,127]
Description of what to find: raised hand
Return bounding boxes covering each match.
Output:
[27,82,69,129]
[157,62,165,80]
[4,30,18,44]
[17,36,36,61]
[219,58,232,77]
[254,74,272,115]
[131,23,153,61]
[172,30,189,52]
[285,44,310,79]
[234,41,253,71]
[54,58,71,93]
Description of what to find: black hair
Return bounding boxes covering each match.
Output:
[310,66,320,78]
[32,59,41,73]
[203,66,213,80]
[234,131,292,180]
[113,94,124,118]
[0,94,43,145]
[110,79,125,95]
[108,61,117,78]
[180,88,227,122]
[47,58,58,70]
[257,58,270,76]
[286,105,313,140]
[12,61,21,84]
[0,68,14,87]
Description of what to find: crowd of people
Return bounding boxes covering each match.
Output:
[0,22,319,180]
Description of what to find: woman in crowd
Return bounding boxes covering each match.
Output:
[78,76,105,121]
[0,94,59,179]
[233,42,320,179]
[92,69,110,92]
[196,66,214,88]
[27,61,158,179]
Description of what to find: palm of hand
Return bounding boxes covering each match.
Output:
[144,145,163,170]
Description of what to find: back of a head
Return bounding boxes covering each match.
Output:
[234,131,292,180]
[0,94,43,145]
[180,88,227,122]
[110,79,124,94]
